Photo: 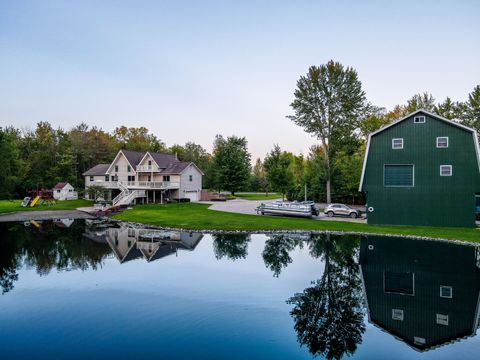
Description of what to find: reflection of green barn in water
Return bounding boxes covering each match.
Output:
[359,109,480,227]
[359,235,480,351]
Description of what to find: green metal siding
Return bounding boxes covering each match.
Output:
[359,236,480,350]
[362,112,480,227]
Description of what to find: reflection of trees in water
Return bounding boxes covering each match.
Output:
[262,234,303,277]
[0,227,20,294]
[0,221,112,294]
[287,234,365,359]
[212,233,251,260]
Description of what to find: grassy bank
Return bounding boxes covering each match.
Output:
[0,199,93,214]
[112,203,480,243]
[235,192,282,201]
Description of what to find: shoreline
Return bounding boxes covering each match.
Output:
[0,207,477,245]
[120,221,479,246]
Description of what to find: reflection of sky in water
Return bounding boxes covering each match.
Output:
[0,222,479,360]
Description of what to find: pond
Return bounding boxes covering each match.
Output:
[0,220,479,360]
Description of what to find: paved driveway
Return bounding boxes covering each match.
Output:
[205,199,366,223]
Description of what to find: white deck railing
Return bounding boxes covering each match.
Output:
[91,180,179,189]
[136,165,161,172]
[125,181,180,189]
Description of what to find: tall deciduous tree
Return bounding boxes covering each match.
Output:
[212,135,251,195]
[113,126,166,152]
[405,92,436,113]
[288,61,367,203]
[263,145,294,200]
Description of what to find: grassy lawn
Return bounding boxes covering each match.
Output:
[112,203,480,243]
[235,192,283,201]
[0,199,94,214]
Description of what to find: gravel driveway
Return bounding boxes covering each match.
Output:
[206,199,366,223]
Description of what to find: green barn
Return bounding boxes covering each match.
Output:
[359,235,480,352]
[359,109,480,227]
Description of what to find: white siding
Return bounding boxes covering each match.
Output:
[85,175,107,187]
[179,165,202,201]
[110,153,136,182]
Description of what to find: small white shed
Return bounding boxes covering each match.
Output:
[53,183,78,201]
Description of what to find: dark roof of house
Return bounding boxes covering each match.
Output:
[84,151,199,176]
[53,182,67,189]
[161,162,191,174]
[151,152,178,168]
[83,164,110,176]
[121,149,178,169]
[121,149,147,168]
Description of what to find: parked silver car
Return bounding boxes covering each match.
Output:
[324,203,361,218]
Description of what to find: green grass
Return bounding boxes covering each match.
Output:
[113,203,480,243]
[0,199,94,214]
[235,192,283,201]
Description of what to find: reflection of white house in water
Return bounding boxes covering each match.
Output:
[359,235,480,352]
[53,218,75,228]
[104,225,203,263]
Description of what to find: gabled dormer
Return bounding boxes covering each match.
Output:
[137,152,161,172]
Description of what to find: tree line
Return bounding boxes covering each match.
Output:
[1,60,479,202]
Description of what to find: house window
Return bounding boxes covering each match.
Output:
[189,175,193,182]
[90,176,94,181]
[384,165,414,187]
[127,176,135,182]
[436,137,449,148]
[440,165,452,176]
[414,115,426,123]
[436,314,449,326]
[392,138,404,149]
[384,271,414,295]
[392,309,404,321]
[414,337,426,345]
[115,165,119,172]
[105,175,109,181]
[163,175,170,182]
[148,160,152,166]
[111,175,115,181]
[127,165,131,172]
[440,286,452,298]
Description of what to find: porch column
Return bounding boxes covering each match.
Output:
[161,191,163,204]
[153,190,156,204]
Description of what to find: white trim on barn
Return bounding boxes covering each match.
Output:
[359,109,480,191]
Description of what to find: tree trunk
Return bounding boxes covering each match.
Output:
[326,178,331,204]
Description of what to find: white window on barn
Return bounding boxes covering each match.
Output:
[414,115,426,123]
[436,137,449,148]
[440,286,452,298]
[392,138,404,149]
[392,309,404,321]
[440,165,452,176]
[414,337,426,345]
[436,314,449,326]
[90,176,94,181]
[384,165,414,187]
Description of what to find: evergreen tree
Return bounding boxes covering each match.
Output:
[211,135,251,195]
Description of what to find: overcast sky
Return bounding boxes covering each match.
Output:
[1,0,479,159]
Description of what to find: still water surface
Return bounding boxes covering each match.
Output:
[0,220,479,359]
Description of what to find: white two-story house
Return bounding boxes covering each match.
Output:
[83,149,203,206]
